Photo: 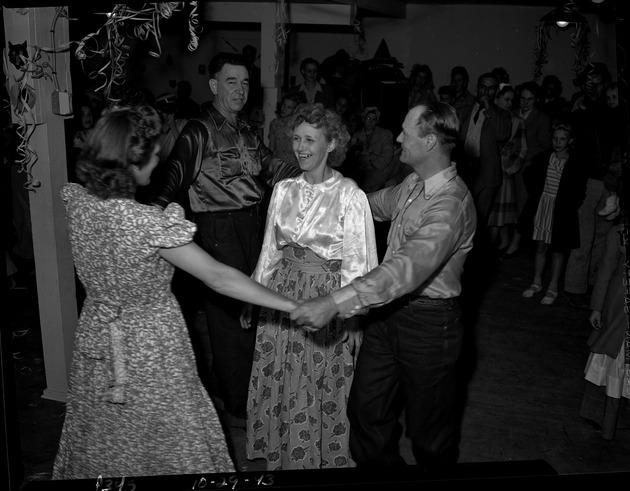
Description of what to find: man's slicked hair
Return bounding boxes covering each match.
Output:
[208,52,249,79]
[414,102,460,152]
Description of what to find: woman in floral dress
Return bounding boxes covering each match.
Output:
[53,105,296,479]
[245,103,378,470]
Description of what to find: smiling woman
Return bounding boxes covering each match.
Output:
[244,103,378,470]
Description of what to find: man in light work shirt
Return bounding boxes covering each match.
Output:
[291,101,477,468]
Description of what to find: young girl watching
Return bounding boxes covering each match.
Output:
[520,123,587,305]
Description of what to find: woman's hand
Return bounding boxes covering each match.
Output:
[342,318,363,365]
[240,303,254,330]
[589,310,602,331]
[347,329,362,362]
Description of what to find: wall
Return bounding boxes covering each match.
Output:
[288,3,617,97]
[132,24,262,107]
[132,3,618,122]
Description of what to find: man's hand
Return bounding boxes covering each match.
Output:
[589,310,602,331]
[290,295,339,332]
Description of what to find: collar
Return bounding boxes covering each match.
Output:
[206,104,247,131]
[520,108,533,119]
[422,164,458,199]
[299,81,323,93]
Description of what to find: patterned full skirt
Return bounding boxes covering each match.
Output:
[246,246,357,470]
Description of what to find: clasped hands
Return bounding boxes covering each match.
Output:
[240,294,339,333]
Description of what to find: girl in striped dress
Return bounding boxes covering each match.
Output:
[520,123,587,305]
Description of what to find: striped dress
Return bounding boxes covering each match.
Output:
[532,153,567,244]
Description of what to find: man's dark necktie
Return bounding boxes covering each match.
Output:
[473,106,483,124]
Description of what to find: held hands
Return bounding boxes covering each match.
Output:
[290,295,339,332]
[241,299,298,329]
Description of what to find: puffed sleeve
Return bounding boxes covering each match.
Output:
[61,182,82,203]
[251,182,287,286]
[340,186,378,287]
[145,202,197,249]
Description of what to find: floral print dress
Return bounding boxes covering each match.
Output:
[53,183,234,479]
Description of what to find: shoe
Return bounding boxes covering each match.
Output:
[597,195,619,217]
[522,283,542,298]
[540,290,557,305]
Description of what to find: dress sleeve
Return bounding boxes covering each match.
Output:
[340,187,378,287]
[252,182,287,286]
[60,182,82,204]
[589,225,623,312]
[145,202,197,249]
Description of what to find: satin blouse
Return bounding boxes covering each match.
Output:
[252,170,378,289]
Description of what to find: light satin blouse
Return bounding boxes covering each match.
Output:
[252,170,378,288]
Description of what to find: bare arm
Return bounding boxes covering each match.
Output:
[159,242,296,312]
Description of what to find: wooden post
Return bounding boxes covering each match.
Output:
[3,6,77,402]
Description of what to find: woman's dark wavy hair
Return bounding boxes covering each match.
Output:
[409,64,435,90]
[289,102,350,168]
[76,104,162,199]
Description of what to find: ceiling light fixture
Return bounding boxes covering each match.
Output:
[539,0,587,29]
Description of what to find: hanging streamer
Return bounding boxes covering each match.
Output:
[187,1,202,52]
[274,0,289,75]
[73,2,201,106]
[352,0,365,55]
[532,21,591,83]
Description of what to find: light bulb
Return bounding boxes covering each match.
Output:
[556,20,569,28]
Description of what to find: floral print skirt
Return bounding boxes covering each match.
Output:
[246,246,356,470]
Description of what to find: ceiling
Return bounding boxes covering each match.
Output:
[0,0,617,11]
[0,0,622,27]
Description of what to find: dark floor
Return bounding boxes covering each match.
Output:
[5,242,630,489]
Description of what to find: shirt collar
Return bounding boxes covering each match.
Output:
[520,108,533,119]
[423,164,458,199]
[206,104,247,131]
